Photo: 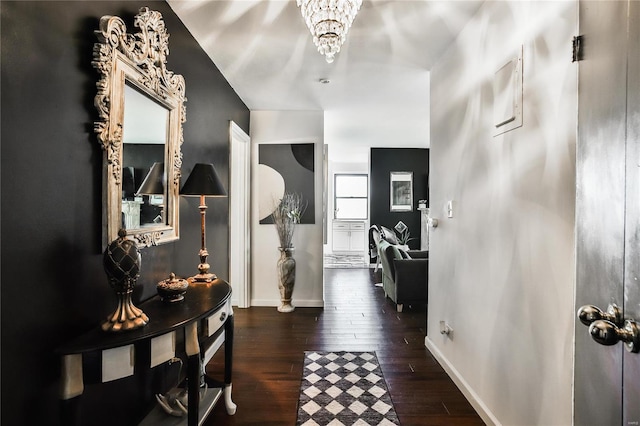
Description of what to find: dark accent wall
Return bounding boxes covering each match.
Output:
[370,148,429,250]
[1,2,249,424]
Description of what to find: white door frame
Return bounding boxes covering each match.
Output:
[229,121,251,307]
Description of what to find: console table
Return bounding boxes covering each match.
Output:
[57,279,236,426]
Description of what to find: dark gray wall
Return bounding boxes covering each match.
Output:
[1,1,249,424]
[370,148,429,250]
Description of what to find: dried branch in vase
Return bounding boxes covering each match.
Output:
[271,193,308,248]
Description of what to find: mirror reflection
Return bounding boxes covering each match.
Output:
[121,83,169,230]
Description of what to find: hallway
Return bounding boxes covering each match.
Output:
[204,268,483,425]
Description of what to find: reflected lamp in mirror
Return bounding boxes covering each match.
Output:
[180,163,227,283]
[136,162,165,225]
[136,162,165,195]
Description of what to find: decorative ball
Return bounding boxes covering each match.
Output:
[103,228,141,285]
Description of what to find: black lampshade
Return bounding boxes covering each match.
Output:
[180,163,227,197]
[136,162,165,195]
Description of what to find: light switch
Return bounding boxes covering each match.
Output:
[447,201,454,218]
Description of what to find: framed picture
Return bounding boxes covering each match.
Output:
[390,172,413,211]
[258,143,315,224]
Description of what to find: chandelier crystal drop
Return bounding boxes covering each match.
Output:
[296,0,362,63]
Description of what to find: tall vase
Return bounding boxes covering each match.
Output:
[277,247,296,312]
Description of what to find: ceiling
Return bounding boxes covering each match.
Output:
[168,0,483,161]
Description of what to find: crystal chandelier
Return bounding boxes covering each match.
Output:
[296,0,362,63]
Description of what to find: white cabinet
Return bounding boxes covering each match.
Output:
[332,221,366,253]
[333,225,351,251]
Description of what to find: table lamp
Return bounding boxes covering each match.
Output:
[180,163,227,283]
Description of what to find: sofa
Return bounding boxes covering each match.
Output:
[378,239,428,312]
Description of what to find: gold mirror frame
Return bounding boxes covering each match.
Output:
[93,7,186,247]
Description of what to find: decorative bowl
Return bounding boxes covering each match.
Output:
[157,273,189,303]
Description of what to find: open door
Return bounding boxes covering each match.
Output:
[575,1,640,424]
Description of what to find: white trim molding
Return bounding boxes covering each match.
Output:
[425,336,500,426]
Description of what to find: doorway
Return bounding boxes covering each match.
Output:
[322,145,370,269]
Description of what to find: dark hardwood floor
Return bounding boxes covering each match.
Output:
[204,267,484,425]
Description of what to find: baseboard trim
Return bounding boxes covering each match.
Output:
[424,336,500,426]
[250,299,324,308]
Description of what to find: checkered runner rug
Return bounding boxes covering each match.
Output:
[296,351,400,426]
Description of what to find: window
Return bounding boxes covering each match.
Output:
[334,174,368,219]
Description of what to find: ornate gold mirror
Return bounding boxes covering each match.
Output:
[93,7,185,247]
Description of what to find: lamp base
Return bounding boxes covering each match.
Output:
[187,273,216,284]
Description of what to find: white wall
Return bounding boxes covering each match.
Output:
[427,1,577,425]
[250,111,325,308]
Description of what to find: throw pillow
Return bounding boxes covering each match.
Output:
[380,226,399,245]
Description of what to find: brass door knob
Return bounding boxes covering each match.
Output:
[589,319,640,353]
[577,303,623,327]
